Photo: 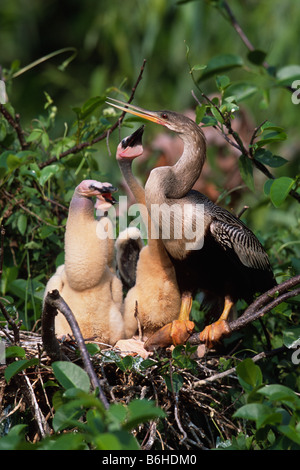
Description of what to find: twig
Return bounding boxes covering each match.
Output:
[199,93,300,204]
[0,225,4,282]
[0,105,29,150]
[21,370,51,438]
[42,289,109,409]
[0,300,20,344]
[215,1,293,93]
[193,347,286,386]
[39,59,147,169]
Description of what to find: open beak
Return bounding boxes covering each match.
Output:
[89,183,118,207]
[121,125,144,149]
[106,97,167,126]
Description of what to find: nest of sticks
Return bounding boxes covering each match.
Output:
[1,274,300,449]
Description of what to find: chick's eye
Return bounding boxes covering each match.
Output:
[161,113,168,119]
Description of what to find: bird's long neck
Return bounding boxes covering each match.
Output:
[65,193,109,290]
[147,127,206,202]
[118,158,172,265]
[118,158,146,206]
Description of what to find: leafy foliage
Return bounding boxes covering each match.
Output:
[0,0,300,451]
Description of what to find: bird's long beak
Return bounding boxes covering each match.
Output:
[106,97,167,126]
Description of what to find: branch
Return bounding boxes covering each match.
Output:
[0,104,29,150]
[39,59,147,169]
[42,289,109,409]
[189,274,300,345]
[199,93,300,204]
[217,1,293,93]
[193,347,286,386]
[0,299,20,344]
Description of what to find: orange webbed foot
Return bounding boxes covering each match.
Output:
[144,320,195,351]
[199,320,231,349]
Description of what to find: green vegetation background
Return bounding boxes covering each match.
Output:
[0,0,300,450]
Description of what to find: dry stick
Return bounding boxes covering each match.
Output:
[39,59,147,169]
[42,289,109,410]
[189,274,300,346]
[193,347,286,386]
[21,370,51,438]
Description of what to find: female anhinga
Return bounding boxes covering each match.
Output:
[107,98,276,349]
[116,126,193,344]
[44,180,124,346]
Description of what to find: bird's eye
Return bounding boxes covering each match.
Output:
[161,113,168,119]
[121,138,127,148]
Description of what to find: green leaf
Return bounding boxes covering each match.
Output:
[238,154,254,191]
[247,49,267,66]
[52,361,91,392]
[26,129,43,143]
[123,399,165,431]
[38,164,60,186]
[93,431,140,450]
[74,96,105,120]
[195,105,206,124]
[4,358,39,383]
[38,433,87,450]
[269,177,295,207]
[276,65,300,86]
[199,54,243,80]
[164,372,184,393]
[215,74,231,91]
[236,358,262,392]
[211,106,224,123]
[7,154,23,171]
[0,425,28,450]
[17,214,27,236]
[234,403,282,429]
[0,121,7,141]
[282,327,300,349]
[254,149,288,168]
[263,179,273,196]
[258,384,300,406]
[5,346,26,359]
[255,131,287,148]
[52,400,85,432]
[224,82,258,102]
[278,425,300,446]
[201,115,218,127]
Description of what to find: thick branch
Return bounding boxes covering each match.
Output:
[42,289,109,409]
[189,274,300,345]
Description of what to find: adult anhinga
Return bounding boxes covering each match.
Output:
[106,98,277,349]
[44,180,124,346]
[115,126,193,344]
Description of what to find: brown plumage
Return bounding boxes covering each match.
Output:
[115,127,183,339]
[107,99,276,348]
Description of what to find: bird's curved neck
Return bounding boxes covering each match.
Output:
[147,127,206,201]
[118,158,146,206]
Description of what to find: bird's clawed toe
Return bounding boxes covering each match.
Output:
[144,320,195,351]
[199,320,232,349]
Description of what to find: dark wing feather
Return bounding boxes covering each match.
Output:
[116,230,143,289]
[210,211,272,272]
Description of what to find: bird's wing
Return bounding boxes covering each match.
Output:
[116,228,144,289]
[210,216,272,272]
